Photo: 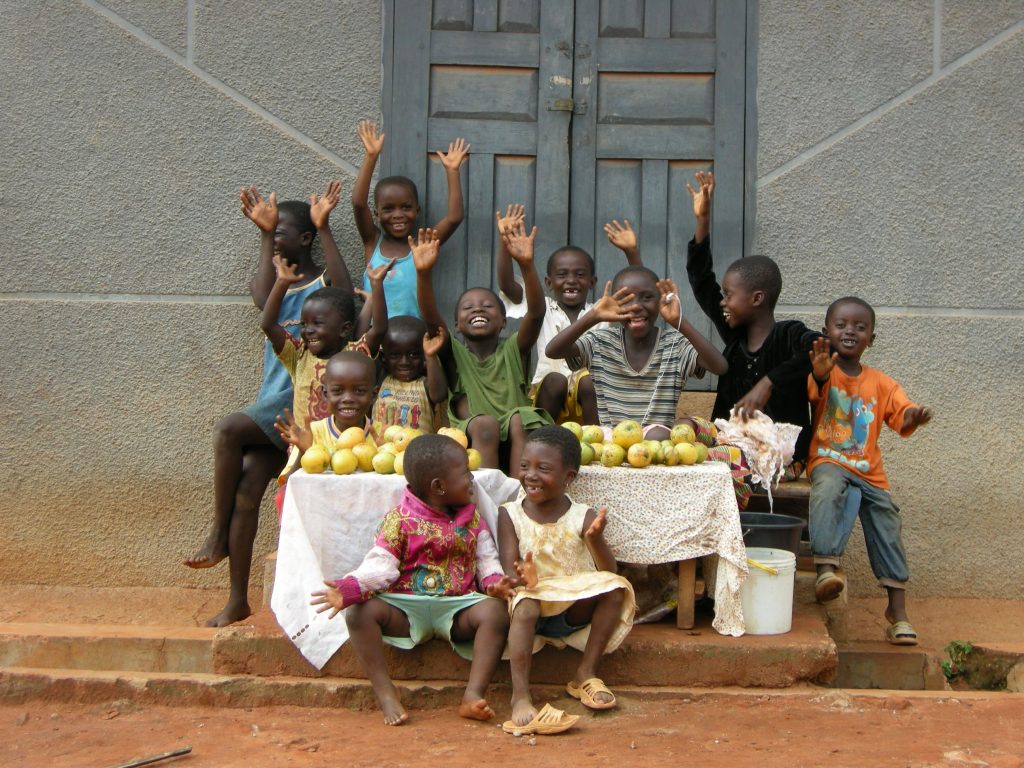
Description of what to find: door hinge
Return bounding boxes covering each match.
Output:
[548,98,587,115]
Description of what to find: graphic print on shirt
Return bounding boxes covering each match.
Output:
[378,384,423,429]
[307,359,330,423]
[815,384,876,473]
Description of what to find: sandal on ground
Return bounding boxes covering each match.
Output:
[885,620,919,646]
[814,571,845,603]
[566,678,617,710]
[501,703,579,735]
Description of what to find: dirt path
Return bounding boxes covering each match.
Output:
[3,692,1022,768]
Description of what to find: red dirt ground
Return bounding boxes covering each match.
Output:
[3,691,1022,768]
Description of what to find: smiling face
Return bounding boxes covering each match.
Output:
[382,327,426,382]
[720,270,760,328]
[322,354,377,429]
[613,270,660,339]
[274,209,313,261]
[518,441,577,505]
[374,182,420,240]
[300,298,353,358]
[546,249,596,310]
[824,300,875,362]
[455,287,505,339]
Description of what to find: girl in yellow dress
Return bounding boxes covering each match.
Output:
[496,425,636,730]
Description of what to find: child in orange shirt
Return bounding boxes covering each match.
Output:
[808,297,932,645]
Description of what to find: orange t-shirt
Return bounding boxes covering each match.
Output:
[807,365,918,490]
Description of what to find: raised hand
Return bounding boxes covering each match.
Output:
[809,337,837,382]
[274,408,313,452]
[272,253,304,284]
[485,575,518,601]
[903,406,933,430]
[495,203,525,236]
[366,256,397,287]
[310,581,346,619]
[592,281,636,323]
[585,508,608,540]
[604,219,637,251]
[354,287,371,305]
[422,325,447,358]
[657,278,683,329]
[309,180,342,230]
[409,228,441,272]
[437,137,471,171]
[501,219,537,266]
[240,185,278,232]
[686,171,715,220]
[357,119,385,156]
[514,551,538,590]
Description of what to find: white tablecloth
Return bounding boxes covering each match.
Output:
[271,469,522,669]
[572,462,748,636]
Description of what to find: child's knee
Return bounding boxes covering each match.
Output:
[215,412,253,447]
[577,373,594,398]
[479,597,510,631]
[511,598,540,624]
[602,587,626,608]
[467,415,500,444]
[538,372,568,399]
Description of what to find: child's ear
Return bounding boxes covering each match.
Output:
[868,332,875,347]
[340,320,354,339]
[544,274,553,291]
[750,289,766,308]
[300,230,314,248]
[430,477,445,496]
[588,275,597,288]
[565,467,578,485]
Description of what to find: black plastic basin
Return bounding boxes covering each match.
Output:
[739,512,805,555]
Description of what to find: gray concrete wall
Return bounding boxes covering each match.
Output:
[756,1,1024,596]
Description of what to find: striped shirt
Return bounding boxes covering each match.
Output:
[571,326,703,427]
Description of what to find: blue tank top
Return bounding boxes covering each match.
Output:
[362,236,420,318]
[256,273,327,401]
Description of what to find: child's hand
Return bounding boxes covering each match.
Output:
[903,406,932,430]
[357,119,385,157]
[409,228,441,272]
[735,379,773,421]
[485,575,519,602]
[272,254,304,284]
[274,408,313,452]
[309,180,342,230]
[422,325,447,358]
[240,185,278,233]
[809,337,837,382]
[514,552,538,590]
[592,281,637,323]
[585,508,608,540]
[310,580,346,619]
[495,203,525,235]
[366,257,397,287]
[502,219,537,266]
[354,287,371,305]
[604,219,637,251]
[437,137,471,170]
[658,278,683,328]
[686,171,715,220]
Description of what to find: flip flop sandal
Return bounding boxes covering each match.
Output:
[502,703,579,736]
[566,678,617,710]
[885,620,919,646]
[814,571,845,603]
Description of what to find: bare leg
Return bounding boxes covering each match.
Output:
[466,415,500,469]
[566,589,625,705]
[506,413,526,479]
[577,374,599,426]
[884,586,910,624]
[204,447,284,627]
[345,599,412,725]
[534,373,568,424]
[508,598,541,726]
[450,597,509,721]
[186,413,276,568]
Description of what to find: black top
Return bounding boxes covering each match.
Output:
[686,236,821,461]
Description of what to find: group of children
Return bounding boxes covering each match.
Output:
[184,123,932,723]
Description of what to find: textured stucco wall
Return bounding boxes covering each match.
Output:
[757,2,1024,596]
[1,0,380,589]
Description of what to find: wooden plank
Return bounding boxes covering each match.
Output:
[598,0,643,37]
[429,65,539,122]
[596,72,713,125]
[569,0,599,256]
[427,155,469,315]
[711,0,746,269]
[432,0,473,30]
[596,37,716,72]
[429,30,539,67]
[677,558,697,629]
[466,153,496,290]
[389,2,432,198]
[595,124,714,159]
[671,0,716,37]
[640,159,669,277]
[499,0,540,33]
[594,160,641,290]
[473,0,498,31]
[644,0,672,38]
[493,155,537,266]
[427,117,538,155]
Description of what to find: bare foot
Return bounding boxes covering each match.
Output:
[380,693,408,726]
[204,600,251,628]
[510,696,537,727]
[184,532,228,569]
[458,698,494,721]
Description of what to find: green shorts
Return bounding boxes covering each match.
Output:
[377,592,494,660]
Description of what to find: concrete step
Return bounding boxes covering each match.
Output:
[0,623,215,674]
[832,642,949,691]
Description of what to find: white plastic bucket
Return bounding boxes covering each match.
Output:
[740,547,796,635]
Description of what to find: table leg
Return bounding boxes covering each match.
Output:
[676,559,696,629]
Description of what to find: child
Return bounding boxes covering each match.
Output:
[184,183,354,628]
[686,171,820,473]
[415,221,552,476]
[497,206,642,425]
[274,350,378,461]
[310,435,515,725]
[545,266,728,441]
[497,425,635,732]
[352,120,469,318]
[808,297,931,645]
[371,315,448,439]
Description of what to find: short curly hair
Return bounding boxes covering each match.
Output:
[524,425,582,471]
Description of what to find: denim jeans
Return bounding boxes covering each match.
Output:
[809,462,908,589]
